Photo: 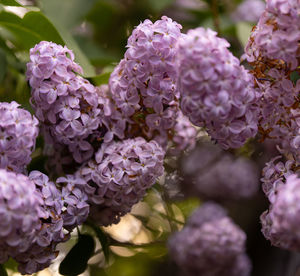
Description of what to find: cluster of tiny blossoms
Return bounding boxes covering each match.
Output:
[109,16,182,149]
[176,27,259,149]
[0,170,43,271]
[244,0,300,161]
[0,102,38,172]
[10,171,89,274]
[78,137,165,226]
[231,0,265,23]
[27,41,110,164]
[260,156,300,250]
[180,141,259,200]
[168,203,251,276]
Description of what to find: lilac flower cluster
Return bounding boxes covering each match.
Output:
[11,171,89,274]
[0,170,43,267]
[232,0,265,23]
[159,111,197,155]
[244,0,300,161]
[261,174,300,251]
[176,27,259,149]
[168,203,251,276]
[27,41,109,164]
[261,156,295,202]
[245,0,300,68]
[78,137,165,226]
[109,16,182,147]
[255,69,299,161]
[0,102,39,172]
[180,142,259,200]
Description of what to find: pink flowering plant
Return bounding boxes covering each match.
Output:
[0,0,299,275]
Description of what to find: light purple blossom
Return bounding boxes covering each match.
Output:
[176,27,259,149]
[0,101,39,172]
[180,141,259,200]
[232,0,265,23]
[109,16,182,147]
[78,137,165,226]
[0,170,43,264]
[27,41,110,165]
[168,203,251,276]
[261,174,300,251]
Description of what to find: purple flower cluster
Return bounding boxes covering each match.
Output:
[256,69,299,161]
[180,141,259,200]
[232,0,265,23]
[243,0,299,161]
[261,174,300,251]
[261,156,295,202]
[245,0,300,68]
[168,202,251,276]
[108,16,182,146]
[14,171,89,274]
[165,111,197,156]
[0,170,43,265]
[27,41,109,164]
[78,137,165,226]
[0,102,39,172]
[176,27,259,149]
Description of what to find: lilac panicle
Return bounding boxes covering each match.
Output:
[168,203,251,276]
[243,0,300,161]
[0,169,43,264]
[109,16,182,148]
[181,142,259,200]
[261,174,300,251]
[79,137,165,226]
[27,41,110,165]
[176,27,259,149]
[0,101,39,172]
[14,170,89,274]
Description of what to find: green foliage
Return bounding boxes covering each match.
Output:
[0,0,21,6]
[0,264,8,276]
[236,22,253,47]
[59,234,96,276]
[0,48,7,83]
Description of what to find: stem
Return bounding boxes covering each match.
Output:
[211,0,221,34]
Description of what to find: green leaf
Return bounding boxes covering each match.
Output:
[39,0,96,29]
[175,198,200,219]
[0,264,8,276]
[0,0,22,6]
[0,11,64,49]
[0,11,95,77]
[236,22,253,47]
[3,258,18,272]
[50,21,96,77]
[90,71,111,86]
[0,48,7,83]
[291,71,300,85]
[22,11,65,44]
[59,234,95,276]
[144,0,173,12]
[86,221,110,262]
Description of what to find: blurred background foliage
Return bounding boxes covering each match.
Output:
[0,1,287,276]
